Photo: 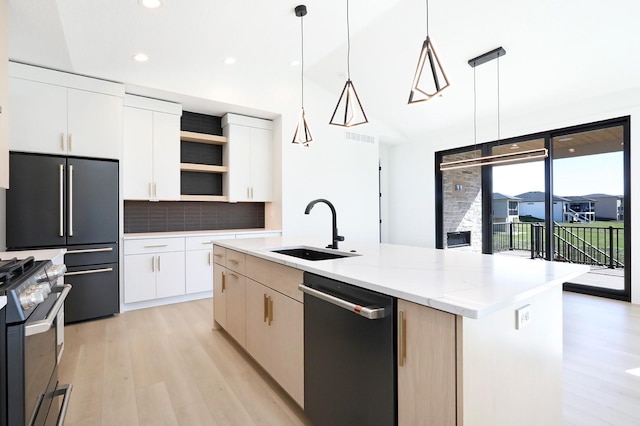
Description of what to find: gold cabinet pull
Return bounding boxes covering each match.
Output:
[263,294,269,322]
[208,252,212,265]
[221,272,226,292]
[268,297,274,325]
[399,311,407,367]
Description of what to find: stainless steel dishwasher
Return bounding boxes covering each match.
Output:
[299,272,397,426]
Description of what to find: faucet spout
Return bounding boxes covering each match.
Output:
[304,199,345,249]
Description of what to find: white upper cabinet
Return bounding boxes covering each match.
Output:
[0,0,8,188]
[8,63,124,159]
[123,95,181,201]
[222,113,273,202]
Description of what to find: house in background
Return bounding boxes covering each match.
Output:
[492,193,522,223]
[564,196,596,223]
[513,191,600,223]
[585,193,624,221]
[516,191,569,222]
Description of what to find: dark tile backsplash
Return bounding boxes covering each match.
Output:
[124,201,265,233]
[181,111,223,135]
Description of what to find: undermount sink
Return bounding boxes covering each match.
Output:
[269,246,359,261]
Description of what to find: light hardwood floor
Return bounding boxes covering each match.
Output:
[58,299,310,426]
[59,293,640,425]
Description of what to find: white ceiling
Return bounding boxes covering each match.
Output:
[7,0,640,144]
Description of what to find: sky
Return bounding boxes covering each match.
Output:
[492,152,623,197]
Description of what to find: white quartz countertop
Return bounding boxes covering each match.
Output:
[213,237,590,319]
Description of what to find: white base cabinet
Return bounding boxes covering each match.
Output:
[123,238,185,303]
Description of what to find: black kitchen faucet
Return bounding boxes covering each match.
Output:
[304,199,345,249]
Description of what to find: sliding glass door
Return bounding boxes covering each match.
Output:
[436,117,630,301]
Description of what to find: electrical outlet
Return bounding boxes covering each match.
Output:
[516,304,532,330]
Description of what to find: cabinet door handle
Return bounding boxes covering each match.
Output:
[263,294,268,322]
[202,241,213,245]
[208,252,212,265]
[151,256,155,272]
[68,165,74,237]
[221,272,226,292]
[59,164,64,237]
[268,296,274,325]
[157,255,161,272]
[144,244,168,248]
[398,310,407,367]
[68,133,73,152]
[61,133,65,151]
[149,183,153,198]
[251,187,254,199]
[228,259,239,264]
[214,253,224,258]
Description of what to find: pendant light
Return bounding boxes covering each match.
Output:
[439,47,548,171]
[292,5,313,146]
[408,0,450,104]
[329,0,368,127]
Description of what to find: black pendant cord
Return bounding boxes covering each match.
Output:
[425,0,429,36]
[497,55,501,144]
[301,14,305,108]
[473,65,477,149]
[346,0,351,80]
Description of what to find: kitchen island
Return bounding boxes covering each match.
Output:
[212,237,588,426]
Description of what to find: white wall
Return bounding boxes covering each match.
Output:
[387,87,640,303]
[280,80,381,245]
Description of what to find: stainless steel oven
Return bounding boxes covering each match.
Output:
[1,257,72,426]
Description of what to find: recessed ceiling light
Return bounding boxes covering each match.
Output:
[133,53,149,62]
[139,0,163,8]
[224,57,236,65]
[290,60,301,67]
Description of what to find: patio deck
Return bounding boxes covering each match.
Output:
[497,250,625,291]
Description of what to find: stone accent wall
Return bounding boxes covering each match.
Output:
[442,151,483,252]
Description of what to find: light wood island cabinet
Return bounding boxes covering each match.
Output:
[213,246,247,347]
[213,245,304,407]
[397,299,456,426]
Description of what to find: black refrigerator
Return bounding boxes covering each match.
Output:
[6,152,119,323]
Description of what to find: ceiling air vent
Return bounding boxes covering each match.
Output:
[345,131,376,144]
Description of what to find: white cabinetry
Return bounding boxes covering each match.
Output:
[222,113,273,202]
[8,63,124,159]
[123,95,182,201]
[123,238,185,303]
[0,0,8,188]
[185,235,233,294]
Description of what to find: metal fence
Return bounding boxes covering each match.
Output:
[493,222,624,268]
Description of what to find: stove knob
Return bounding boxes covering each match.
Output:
[35,283,52,297]
[19,289,46,310]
